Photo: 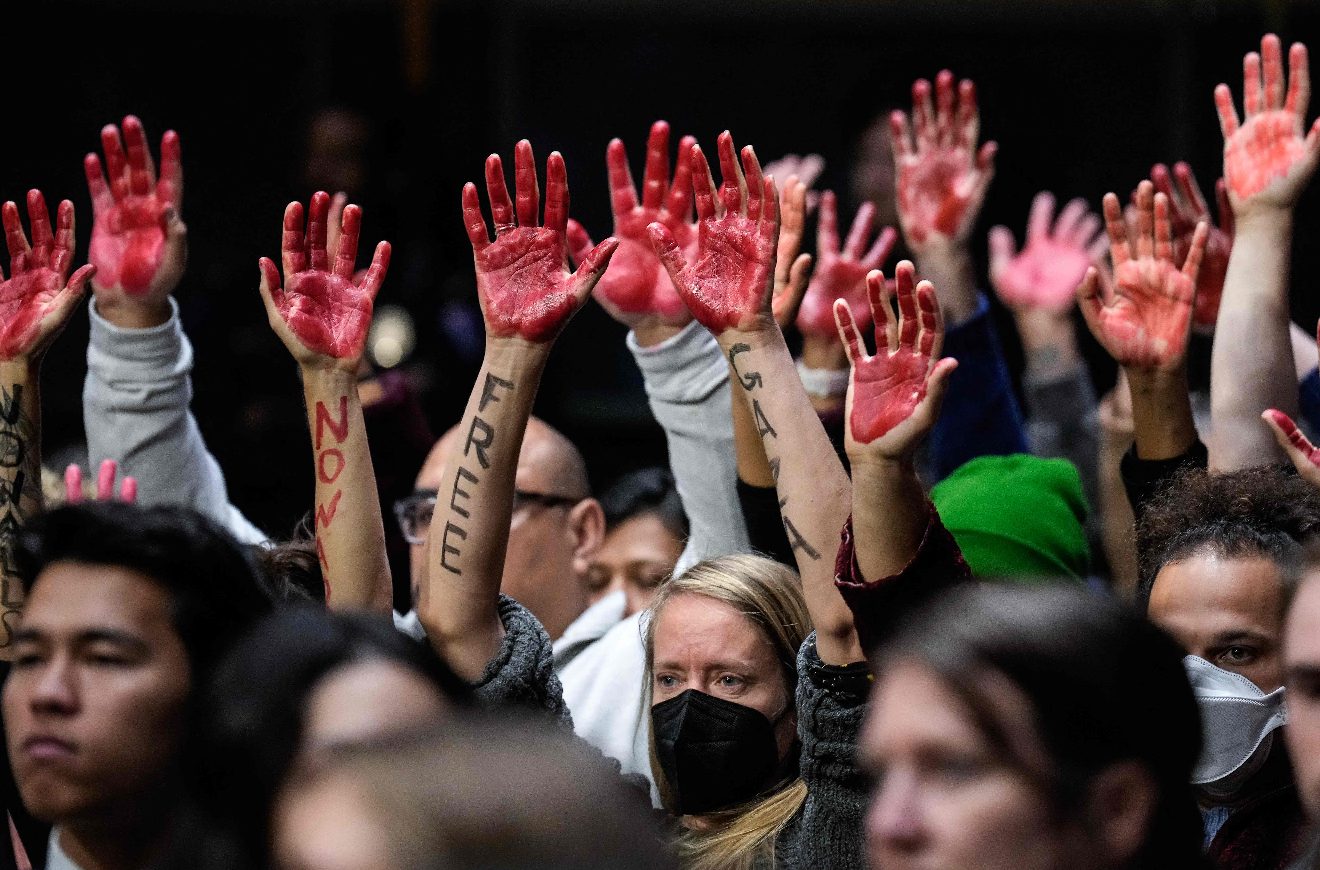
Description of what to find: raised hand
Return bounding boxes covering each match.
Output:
[762,153,825,213]
[1078,183,1208,371]
[892,70,997,248]
[649,131,778,336]
[1262,407,1320,488]
[770,174,815,329]
[0,191,94,362]
[795,192,896,337]
[989,192,1104,312]
[259,191,390,370]
[568,121,695,328]
[85,116,186,309]
[1151,163,1233,327]
[64,459,137,504]
[1215,34,1320,211]
[466,140,617,343]
[834,262,958,458]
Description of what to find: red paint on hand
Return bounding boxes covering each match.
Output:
[0,192,92,361]
[571,122,695,325]
[262,192,390,360]
[892,71,996,247]
[85,116,182,296]
[1151,164,1233,327]
[1078,185,1206,371]
[1215,36,1320,206]
[465,141,617,342]
[649,132,778,334]
[990,193,1101,312]
[63,459,136,503]
[836,263,950,445]
[795,191,896,337]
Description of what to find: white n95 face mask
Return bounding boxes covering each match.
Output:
[1184,655,1288,802]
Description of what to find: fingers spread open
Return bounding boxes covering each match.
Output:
[641,120,669,210]
[123,115,156,197]
[648,222,689,288]
[915,279,943,360]
[890,111,914,162]
[863,226,898,270]
[97,459,117,501]
[1175,162,1210,217]
[569,237,619,300]
[691,144,718,221]
[514,140,541,228]
[1288,41,1312,119]
[335,204,362,279]
[566,219,595,266]
[544,151,569,235]
[1153,193,1174,263]
[485,153,515,232]
[158,130,183,209]
[956,78,979,150]
[64,465,83,504]
[606,138,639,216]
[934,70,956,147]
[462,183,491,251]
[896,267,920,350]
[307,191,331,272]
[1182,222,1210,283]
[101,123,129,201]
[717,131,745,216]
[1134,182,1155,260]
[360,241,391,299]
[84,154,112,215]
[743,145,765,222]
[842,202,876,259]
[52,200,77,279]
[1053,197,1086,242]
[834,298,865,367]
[1263,408,1319,466]
[1215,84,1241,139]
[988,225,1015,283]
[281,201,307,276]
[912,78,935,146]
[1026,191,1055,243]
[1262,34,1285,110]
[3,202,29,270]
[1101,193,1131,266]
[1244,50,1264,116]
[667,135,698,219]
[26,191,53,268]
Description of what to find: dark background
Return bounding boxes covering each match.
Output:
[4,0,1319,539]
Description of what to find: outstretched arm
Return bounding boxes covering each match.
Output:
[836,264,958,583]
[1210,34,1320,470]
[0,192,94,655]
[81,116,264,543]
[651,132,861,665]
[259,191,393,612]
[421,141,616,679]
[891,69,996,326]
[571,121,750,570]
[1077,182,1207,464]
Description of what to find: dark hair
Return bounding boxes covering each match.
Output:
[286,714,675,870]
[15,501,275,689]
[1137,465,1320,603]
[172,607,468,868]
[882,585,1205,869]
[600,467,688,541]
[253,516,324,605]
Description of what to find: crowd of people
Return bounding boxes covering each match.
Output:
[2,27,1320,870]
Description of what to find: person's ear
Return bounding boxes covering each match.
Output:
[1083,761,1157,864]
[568,498,606,575]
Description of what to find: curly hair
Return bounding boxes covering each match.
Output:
[1136,464,1320,603]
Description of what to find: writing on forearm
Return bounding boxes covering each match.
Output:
[312,395,351,598]
[441,373,516,575]
[0,384,35,644]
[728,343,821,561]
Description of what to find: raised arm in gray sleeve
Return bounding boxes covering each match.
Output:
[83,299,265,544]
[627,321,749,573]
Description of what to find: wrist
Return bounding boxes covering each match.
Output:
[632,319,688,349]
[1124,365,1188,396]
[0,359,39,381]
[849,452,919,480]
[716,324,785,354]
[483,337,552,375]
[800,335,848,370]
[93,296,172,330]
[1232,206,1294,237]
[300,365,358,393]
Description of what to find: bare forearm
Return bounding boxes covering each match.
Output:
[1127,368,1197,461]
[914,242,978,326]
[1211,210,1297,471]
[301,368,392,613]
[0,363,42,656]
[850,456,927,585]
[731,361,775,487]
[421,343,544,679]
[720,327,860,662]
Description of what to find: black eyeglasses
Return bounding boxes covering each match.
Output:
[392,489,581,545]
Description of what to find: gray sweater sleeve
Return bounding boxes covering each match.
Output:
[627,323,749,574]
[776,634,868,869]
[83,299,266,544]
[472,595,573,729]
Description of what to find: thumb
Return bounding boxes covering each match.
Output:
[568,237,620,302]
[921,357,960,427]
[1263,408,1320,470]
[647,222,689,291]
[987,225,1015,287]
[566,219,596,267]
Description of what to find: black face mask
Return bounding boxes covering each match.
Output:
[651,689,786,816]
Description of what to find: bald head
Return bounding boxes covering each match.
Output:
[415,417,589,498]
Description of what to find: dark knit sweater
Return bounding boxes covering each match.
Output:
[478,596,869,868]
